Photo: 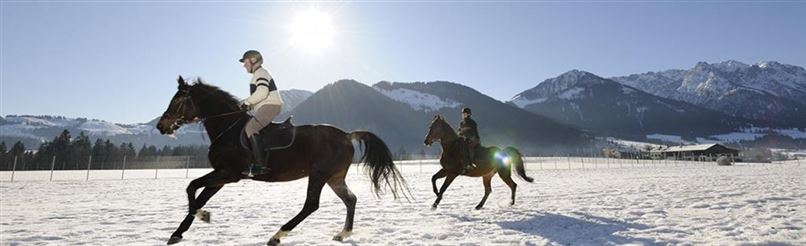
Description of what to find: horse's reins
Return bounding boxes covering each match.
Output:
[203,113,247,146]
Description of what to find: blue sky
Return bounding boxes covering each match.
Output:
[2,1,805,123]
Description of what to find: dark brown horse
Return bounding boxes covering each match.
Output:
[424,115,533,209]
[156,77,408,245]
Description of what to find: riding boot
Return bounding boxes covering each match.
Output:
[461,140,473,174]
[243,134,269,177]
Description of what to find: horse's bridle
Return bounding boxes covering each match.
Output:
[169,91,195,130]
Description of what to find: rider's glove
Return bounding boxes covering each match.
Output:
[240,101,253,111]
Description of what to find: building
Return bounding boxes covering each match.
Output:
[660,143,740,161]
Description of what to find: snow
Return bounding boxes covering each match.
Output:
[663,143,719,152]
[4,116,73,128]
[375,87,460,112]
[78,121,131,136]
[557,87,585,100]
[2,160,805,245]
[710,132,765,142]
[0,125,45,140]
[510,95,547,108]
[712,60,750,73]
[642,128,806,145]
[646,134,690,144]
[605,137,665,151]
[636,106,649,113]
[773,128,806,139]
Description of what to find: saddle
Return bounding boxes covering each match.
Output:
[242,116,297,151]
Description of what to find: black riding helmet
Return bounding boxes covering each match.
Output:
[462,107,472,115]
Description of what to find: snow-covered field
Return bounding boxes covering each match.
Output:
[1,159,805,245]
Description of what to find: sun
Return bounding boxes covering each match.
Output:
[288,9,335,54]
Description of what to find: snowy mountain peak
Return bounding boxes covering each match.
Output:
[373,83,460,112]
[757,61,780,69]
[612,60,806,124]
[510,70,615,108]
[556,69,597,82]
[713,60,750,72]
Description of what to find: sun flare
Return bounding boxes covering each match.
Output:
[288,9,335,54]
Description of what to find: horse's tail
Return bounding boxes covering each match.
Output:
[350,131,411,200]
[504,146,534,183]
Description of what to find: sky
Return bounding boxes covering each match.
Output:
[2,1,805,124]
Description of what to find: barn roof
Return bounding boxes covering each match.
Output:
[662,143,737,153]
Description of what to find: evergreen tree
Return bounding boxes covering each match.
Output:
[9,142,26,170]
[34,141,53,170]
[0,142,6,170]
[103,140,120,169]
[92,138,106,168]
[138,144,148,159]
[72,132,92,170]
[160,145,172,156]
[52,130,72,170]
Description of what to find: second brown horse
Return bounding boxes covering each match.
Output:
[424,115,534,209]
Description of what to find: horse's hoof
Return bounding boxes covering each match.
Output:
[333,230,352,242]
[267,238,280,246]
[167,235,182,245]
[475,205,483,210]
[431,204,438,210]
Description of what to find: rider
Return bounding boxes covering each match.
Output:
[239,50,284,177]
[458,107,480,173]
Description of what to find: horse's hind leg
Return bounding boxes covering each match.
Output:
[268,176,327,246]
[498,170,518,205]
[475,174,494,210]
[327,176,357,241]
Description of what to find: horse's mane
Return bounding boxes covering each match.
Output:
[434,115,454,131]
[189,79,240,111]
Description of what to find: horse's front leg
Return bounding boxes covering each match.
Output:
[168,171,235,245]
[432,173,458,209]
[431,169,446,196]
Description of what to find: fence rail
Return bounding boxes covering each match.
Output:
[0,155,801,182]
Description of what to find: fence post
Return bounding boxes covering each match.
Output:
[155,155,161,179]
[11,155,18,182]
[86,155,92,181]
[121,155,127,180]
[539,154,543,170]
[186,156,191,178]
[49,155,56,181]
[581,153,585,170]
[567,154,571,169]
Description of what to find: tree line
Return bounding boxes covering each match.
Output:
[0,130,210,171]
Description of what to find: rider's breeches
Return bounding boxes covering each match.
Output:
[245,104,282,137]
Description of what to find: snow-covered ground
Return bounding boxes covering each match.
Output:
[1,159,805,245]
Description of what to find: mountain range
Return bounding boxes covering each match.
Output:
[3,60,805,152]
[611,60,805,126]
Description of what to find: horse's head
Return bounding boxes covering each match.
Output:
[424,115,451,147]
[157,76,201,135]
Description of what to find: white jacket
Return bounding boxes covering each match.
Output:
[244,67,284,109]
